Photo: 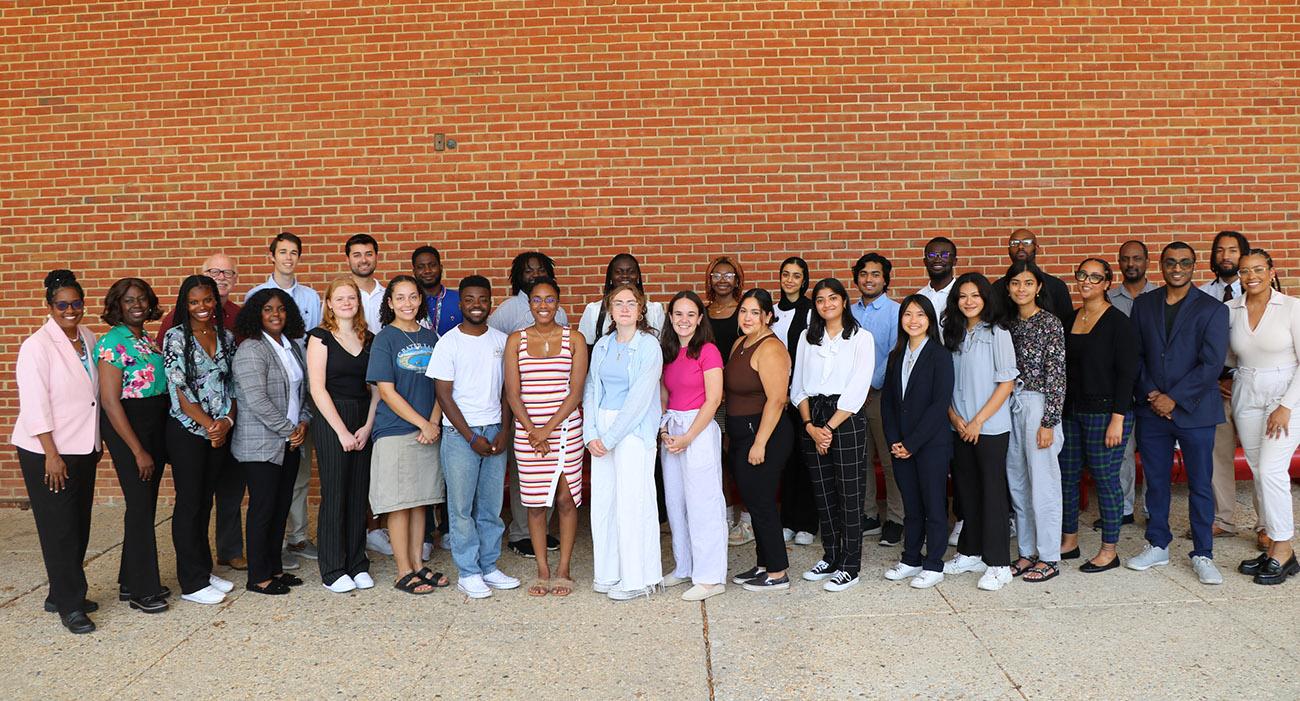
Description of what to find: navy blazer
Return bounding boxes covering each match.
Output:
[1130,285,1228,428]
[881,338,955,456]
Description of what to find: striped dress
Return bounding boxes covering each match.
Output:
[515,326,585,507]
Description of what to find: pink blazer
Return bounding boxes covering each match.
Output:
[11,318,101,455]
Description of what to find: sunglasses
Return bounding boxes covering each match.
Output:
[53,300,85,312]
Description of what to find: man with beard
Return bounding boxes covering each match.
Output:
[345,234,384,331]
[489,252,568,558]
[1126,242,1228,585]
[413,245,463,337]
[993,229,1073,322]
[916,237,957,324]
[850,253,903,546]
[1199,230,1252,539]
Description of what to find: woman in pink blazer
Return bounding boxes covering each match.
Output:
[11,270,103,634]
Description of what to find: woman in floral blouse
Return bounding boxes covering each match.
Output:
[163,274,239,606]
[1003,260,1067,583]
[95,278,171,613]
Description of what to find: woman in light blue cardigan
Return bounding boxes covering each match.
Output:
[584,283,664,601]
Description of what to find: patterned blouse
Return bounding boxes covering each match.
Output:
[94,324,167,399]
[163,325,236,437]
[1008,309,1067,428]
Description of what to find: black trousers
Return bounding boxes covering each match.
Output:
[18,447,99,615]
[102,395,167,599]
[803,401,869,576]
[951,431,1011,567]
[893,441,953,573]
[313,400,371,585]
[780,406,819,534]
[244,448,300,585]
[166,419,226,594]
[213,452,246,561]
[727,412,794,573]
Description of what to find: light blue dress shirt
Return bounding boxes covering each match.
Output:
[850,295,900,390]
[951,322,1019,435]
[247,276,323,334]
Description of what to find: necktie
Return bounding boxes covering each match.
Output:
[1222,285,1233,302]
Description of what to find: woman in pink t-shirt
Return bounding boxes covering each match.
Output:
[658,291,728,601]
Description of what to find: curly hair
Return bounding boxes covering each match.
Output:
[44,269,84,304]
[100,277,163,327]
[236,288,306,340]
[379,275,429,326]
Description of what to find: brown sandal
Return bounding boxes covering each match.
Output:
[549,577,574,597]
[527,578,550,597]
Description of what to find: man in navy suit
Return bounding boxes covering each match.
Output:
[1125,241,1229,584]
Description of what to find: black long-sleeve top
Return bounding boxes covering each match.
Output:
[1064,305,1139,416]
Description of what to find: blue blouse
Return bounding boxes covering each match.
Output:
[951,322,1019,435]
[163,326,236,437]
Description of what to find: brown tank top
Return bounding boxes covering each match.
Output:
[724,334,777,415]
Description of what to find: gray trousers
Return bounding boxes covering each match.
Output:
[285,427,314,545]
[1120,431,1139,516]
[1007,390,1063,562]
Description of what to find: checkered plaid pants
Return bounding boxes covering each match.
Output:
[1061,411,1133,543]
[803,405,868,576]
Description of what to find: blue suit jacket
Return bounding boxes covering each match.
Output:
[881,338,955,456]
[1131,285,1228,428]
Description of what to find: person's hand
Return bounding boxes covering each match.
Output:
[747,441,766,466]
[1219,377,1233,401]
[587,439,608,458]
[132,447,156,480]
[207,416,232,444]
[1036,426,1055,450]
[1104,415,1125,448]
[43,453,68,492]
[663,433,691,454]
[417,421,440,446]
[949,413,968,434]
[1149,392,1176,418]
[1266,405,1292,439]
[288,421,309,449]
[959,418,983,444]
[528,426,550,456]
[353,424,372,450]
[491,428,511,456]
[337,430,359,452]
[471,434,494,457]
[890,442,911,460]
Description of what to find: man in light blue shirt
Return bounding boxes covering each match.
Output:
[245,231,322,564]
[849,252,903,545]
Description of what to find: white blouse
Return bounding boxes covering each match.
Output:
[789,326,875,414]
[1228,290,1300,410]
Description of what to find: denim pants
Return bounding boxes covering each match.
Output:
[441,424,507,577]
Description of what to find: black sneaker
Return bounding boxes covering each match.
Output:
[862,516,883,536]
[731,565,766,585]
[823,570,860,592]
[546,535,560,551]
[879,521,903,547]
[741,574,791,592]
[509,539,536,558]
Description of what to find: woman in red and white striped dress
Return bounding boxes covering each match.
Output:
[504,277,588,598]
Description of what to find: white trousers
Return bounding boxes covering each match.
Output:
[1007,390,1064,561]
[591,409,663,592]
[660,409,727,585]
[1232,366,1300,542]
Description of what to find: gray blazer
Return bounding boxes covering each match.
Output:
[231,334,313,465]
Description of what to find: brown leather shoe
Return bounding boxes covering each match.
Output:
[1258,532,1274,552]
[218,556,248,571]
[1183,525,1235,539]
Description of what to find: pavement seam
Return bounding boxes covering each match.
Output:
[938,587,1029,700]
[111,594,241,696]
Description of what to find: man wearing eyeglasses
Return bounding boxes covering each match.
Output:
[1126,241,1229,585]
[994,229,1074,323]
[160,252,248,571]
[916,237,958,323]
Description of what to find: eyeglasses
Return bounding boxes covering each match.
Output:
[54,300,85,312]
[924,251,953,261]
[529,296,558,305]
[1009,239,1036,248]
[1161,258,1195,270]
[204,268,237,279]
[1074,271,1108,284]
[710,272,737,281]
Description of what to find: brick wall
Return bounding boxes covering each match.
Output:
[3,1,1298,504]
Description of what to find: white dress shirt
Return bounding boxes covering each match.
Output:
[789,326,875,414]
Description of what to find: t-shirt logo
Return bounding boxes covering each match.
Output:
[397,344,433,372]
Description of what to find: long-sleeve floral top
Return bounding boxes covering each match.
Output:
[94,324,167,399]
[163,325,236,437]
[1008,309,1066,428]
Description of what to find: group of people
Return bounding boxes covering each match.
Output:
[14,228,1299,636]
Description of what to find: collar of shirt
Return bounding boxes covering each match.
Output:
[263,275,300,294]
[358,281,384,299]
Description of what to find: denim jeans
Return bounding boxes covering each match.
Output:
[440,424,507,577]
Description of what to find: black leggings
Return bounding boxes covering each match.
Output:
[727,412,794,573]
[951,431,1011,567]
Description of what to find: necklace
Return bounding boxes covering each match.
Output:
[532,326,562,355]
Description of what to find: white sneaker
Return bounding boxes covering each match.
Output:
[352,572,375,589]
[1008,517,1017,539]
[910,571,944,589]
[802,560,836,581]
[181,585,226,605]
[728,520,755,546]
[1192,556,1224,585]
[324,575,357,593]
[943,554,987,575]
[977,566,1012,591]
[457,574,492,599]
[608,586,653,601]
[948,520,964,546]
[662,574,690,588]
[482,569,520,590]
[823,570,860,592]
[884,562,923,581]
[1126,544,1170,571]
[782,528,794,543]
[794,531,816,546]
[208,573,234,593]
[366,528,394,556]
[422,542,434,562]
[682,584,725,601]
[592,581,615,594]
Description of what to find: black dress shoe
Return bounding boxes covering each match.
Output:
[247,579,291,595]
[1060,547,1081,560]
[1079,557,1121,573]
[129,594,170,614]
[44,598,98,614]
[546,535,560,551]
[508,539,536,558]
[1238,553,1270,576]
[119,585,171,602]
[60,611,96,634]
[275,573,304,587]
[1254,556,1300,585]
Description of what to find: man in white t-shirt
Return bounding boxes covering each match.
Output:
[345,233,385,331]
[427,275,520,599]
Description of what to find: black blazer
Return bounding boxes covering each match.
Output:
[881,338,955,455]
